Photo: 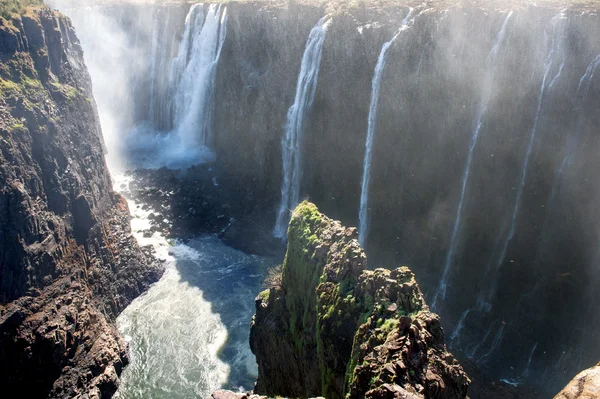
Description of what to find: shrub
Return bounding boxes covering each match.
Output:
[0,0,43,20]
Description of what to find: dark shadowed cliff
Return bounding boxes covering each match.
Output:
[0,7,161,398]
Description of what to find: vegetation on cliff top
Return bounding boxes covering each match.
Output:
[41,0,600,12]
[0,0,43,20]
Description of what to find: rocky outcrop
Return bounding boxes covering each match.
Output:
[554,365,600,399]
[0,7,161,398]
[249,202,469,399]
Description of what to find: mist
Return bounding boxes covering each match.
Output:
[44,0,600,396]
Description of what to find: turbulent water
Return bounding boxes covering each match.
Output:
[112,175,272,398]
[274,17,330,238]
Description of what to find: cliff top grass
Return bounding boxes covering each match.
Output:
[0,0,44,20]
[44,0,600,12]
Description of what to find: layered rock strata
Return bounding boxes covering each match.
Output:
[0,8,161,397]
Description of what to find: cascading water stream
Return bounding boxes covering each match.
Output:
[172,4,228,150]
[431,12,513,310]
[450,13,568,365]
[148,7,171,128]
[274,17,331,239]
[358,9,415,248]
[482,12,567,307]
[122,3,228,168]
[449,13,567,359]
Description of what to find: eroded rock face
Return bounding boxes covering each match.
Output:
[249,202,469,399]
[554,365,600,399]
[0,8,161,397]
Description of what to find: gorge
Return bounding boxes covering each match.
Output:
[2,0,600,398]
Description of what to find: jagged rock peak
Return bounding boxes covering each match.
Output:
[248,201,469,399]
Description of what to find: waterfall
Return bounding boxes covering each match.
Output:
[172,4,228,150]
[273,17,330,239]
[450,308,471,347]
[522,342,538,378]
[358,9,414,247]
[431,12,513,310]
[148,7,171,129]
[578,54,600,95]
[490,12,567,292]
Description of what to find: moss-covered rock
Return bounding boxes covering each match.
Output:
[250,202,469,399]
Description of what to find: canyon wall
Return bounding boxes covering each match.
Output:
[55,1,600,394]
[0,8,161,397]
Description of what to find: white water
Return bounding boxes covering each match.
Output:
[477,322,506,362]
[431,12,513,310]
[148,7,172,128]
[577,54,600,95]
[57,2,228,171]
[273,17,331,238]
[126,4,228,169]
[172,4,228,149]
[450,308,471,347]
[112,174,270,398]
[358,9,414,247]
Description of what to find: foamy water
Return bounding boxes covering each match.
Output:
[113,174,271,398]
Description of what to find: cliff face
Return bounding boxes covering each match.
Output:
[46,0,600,392]
[250,202,469,399]
[554,363,600,399]
[0,8,161,398]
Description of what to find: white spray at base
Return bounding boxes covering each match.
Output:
[111,174,228,399]
[431,12,513,311]
[274,17,331,239]
[358,9,415,248]
[126,4,228,169]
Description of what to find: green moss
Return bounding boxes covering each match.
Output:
[258,289,270,302]
[50,81,79,101]
[380,318,399,333]
[0,78,21,97]
[9,122,26,132]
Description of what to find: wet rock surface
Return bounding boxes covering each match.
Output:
[118,166,285,258]
[0,8,161,397]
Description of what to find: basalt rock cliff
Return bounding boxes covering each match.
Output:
[53,2,600,392]
[249,202,469,399]
[0,7,161,398]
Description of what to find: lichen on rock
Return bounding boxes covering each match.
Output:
[250,201,469,399]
